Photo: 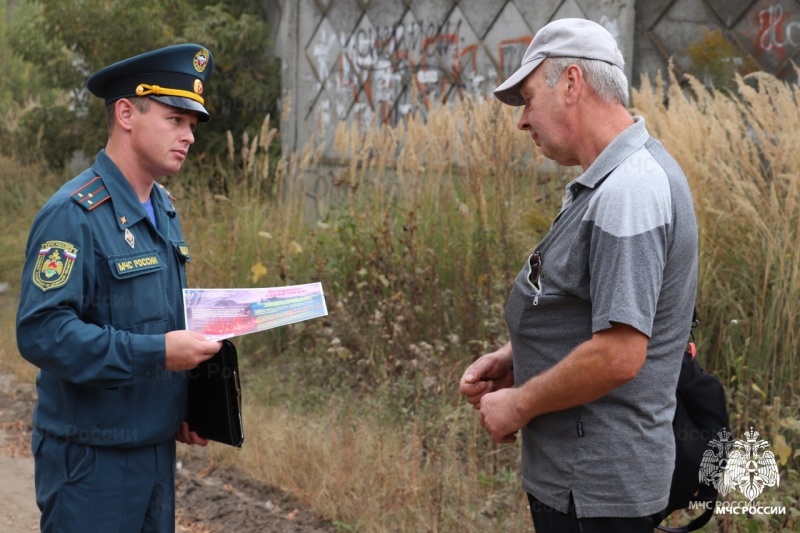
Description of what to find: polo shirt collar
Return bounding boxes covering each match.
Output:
[573,115,649,191]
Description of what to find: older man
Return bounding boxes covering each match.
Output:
[460,18,698,532]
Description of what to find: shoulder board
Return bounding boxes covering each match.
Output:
[70,176,111,211]
[157,182,176,202]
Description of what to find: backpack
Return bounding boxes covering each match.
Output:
[654,314,730,532]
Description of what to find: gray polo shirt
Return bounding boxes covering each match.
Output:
[505,116,698,518]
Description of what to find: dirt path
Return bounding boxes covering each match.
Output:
[0,374,39,532]
[0,452,38,531]
[0,373,336,533]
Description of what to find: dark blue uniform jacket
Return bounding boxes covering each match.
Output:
[17,150,191,447]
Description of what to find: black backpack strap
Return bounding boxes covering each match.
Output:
[656,506,714,532]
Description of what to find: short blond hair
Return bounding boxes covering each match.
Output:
[105,97,152,134]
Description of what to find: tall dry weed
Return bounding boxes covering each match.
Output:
[632,70,800,399]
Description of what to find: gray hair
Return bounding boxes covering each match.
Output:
[543,57,629,107]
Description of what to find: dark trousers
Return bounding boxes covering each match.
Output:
[33,428,176,533]
[528,493,656,533]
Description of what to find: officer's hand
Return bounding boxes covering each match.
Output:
[164,330,222,371]
[175,421,210,446]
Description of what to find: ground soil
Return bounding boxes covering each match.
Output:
[0,372,336,533]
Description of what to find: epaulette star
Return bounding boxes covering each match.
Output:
[157,182,176,202]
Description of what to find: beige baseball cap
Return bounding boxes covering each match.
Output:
[494,18,624,106]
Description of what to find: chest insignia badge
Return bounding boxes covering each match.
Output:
[125,228,135,249]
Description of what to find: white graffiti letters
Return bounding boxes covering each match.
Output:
[759,4,800,51]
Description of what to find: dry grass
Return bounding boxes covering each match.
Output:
[230,401,529,531]
[0,155,53,382]
[632,70,800,399]
[0,294,37,382]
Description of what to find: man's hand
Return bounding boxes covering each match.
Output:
[175,421,209,446]
[459,343,514,409]
[479,387,524,443]
[164,330,222,371]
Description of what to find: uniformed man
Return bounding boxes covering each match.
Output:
[16,44,223,532]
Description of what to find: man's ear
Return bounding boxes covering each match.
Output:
[564,64,583,104]
[114,98,135,131]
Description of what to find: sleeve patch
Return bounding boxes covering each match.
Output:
[32,241,79,291]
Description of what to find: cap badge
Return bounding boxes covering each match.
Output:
[193,49,210,73]
[194,79,204,95]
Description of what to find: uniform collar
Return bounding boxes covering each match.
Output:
[91,149,177,230]
[152,182,178,220]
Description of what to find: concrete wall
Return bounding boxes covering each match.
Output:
[277,0,634,157]
[274,0,800,156]
[634,0,800,86]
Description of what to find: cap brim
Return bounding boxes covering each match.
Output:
[493,56,545,106]
[148,95,211,122]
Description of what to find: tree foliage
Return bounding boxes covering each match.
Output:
[1,0,280,173]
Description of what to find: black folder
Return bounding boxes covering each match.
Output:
[186,339,244,448]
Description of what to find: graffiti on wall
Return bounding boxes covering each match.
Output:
[286,0,635,217]
[754,2,800,67]
[306,11,537,132]
[310,16,486,128]
[298,0,630,152]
